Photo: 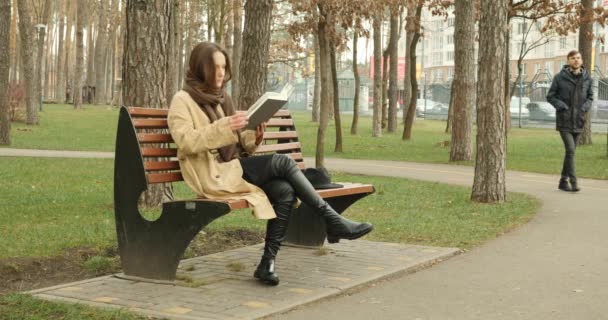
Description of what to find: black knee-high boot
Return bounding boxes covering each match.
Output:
[254,180,295,286]
[270,154,373,243]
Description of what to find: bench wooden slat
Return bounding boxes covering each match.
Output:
[128,107,169,117]
[255,142,301,153]
[272,109,291,117]
[316,183,374,198]
[146,172,183,184]
[263,131,298,140]
[141,147,177,157]
[133,119,169,129]
[144,160,180,171]
[296,162,306,170]
[138,133,174,143]
[266,118,294,127]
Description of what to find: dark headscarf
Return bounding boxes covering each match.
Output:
[183,42,240,162]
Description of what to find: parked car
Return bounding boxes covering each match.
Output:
[526,101,556,122]
[592,100,608,122]
[510,97,530,123]
[424,103,449,120]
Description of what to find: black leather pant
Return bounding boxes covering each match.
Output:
[559,131,580,183]
[240,154,319,260]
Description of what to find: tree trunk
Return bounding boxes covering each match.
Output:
[381,49,388,129]
[449,0,475,161]
[64,0,74,103]
[402,3,414,137]
[73,0,85,110]
[445,80,455,133]
[403,2,422,140]
[9,1,18,83]
[372,13,382,137]
[387,10,399,133]
[504,28,512,132]
[95,0,108,104]
[86,7,96,104]
[237,0,273,111]
[351,31,359,135]
[123,0,173,207]
[315,3,331,167]
[166,0,180,102]
[330,43,342,152]
[55,0,67,103]
[579,0,594,145]
[35,0,52,109]
[17,0,38,124]
[311,8,321,122]
[0,0,11,144]
[471,0,508,203]
[231,0,243,108]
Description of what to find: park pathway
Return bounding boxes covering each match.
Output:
[269,158,608,320]
[2,148,608,319]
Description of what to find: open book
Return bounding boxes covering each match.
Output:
[245,84,294,130]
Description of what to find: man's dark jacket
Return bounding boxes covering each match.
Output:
[546,65,593,132]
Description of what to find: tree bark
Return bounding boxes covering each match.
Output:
[166,0,180,102]
[351,31,359,135]
[237,0,273,111]
[17,0,39,124]
[402,3,414,138]
[579,0,593,145]
[231,0,243,108]
[85,6,96,104]
[35,0,52,108]
[9,1,18,83]
[1,0,11,144]
[372,13,382,137]
[95,0,108,104]
[445,80,455,133]
[315,2,331,167]
[403,2,422,140]
[311,8,321,122]
[449,0,475,161]
[330,43,342,152]
[123,0,173,207]
[387,10,399,133]
[55,0,67,102]
[381,49,388,129]
[471,0,508,203]
[64,0,74,103]
[73,0,85,109]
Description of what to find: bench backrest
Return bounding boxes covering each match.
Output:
[125,107,306,186]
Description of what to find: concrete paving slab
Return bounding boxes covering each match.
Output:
[30,240,460,320]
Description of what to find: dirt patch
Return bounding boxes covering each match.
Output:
[0,229,263,296]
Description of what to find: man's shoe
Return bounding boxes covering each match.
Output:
[558,179,571,192]
[569,180,580,192]
[254,258,279,286]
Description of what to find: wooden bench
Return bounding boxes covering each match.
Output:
[113,106,375,281]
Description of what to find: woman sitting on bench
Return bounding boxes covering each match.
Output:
[167,42,373,286]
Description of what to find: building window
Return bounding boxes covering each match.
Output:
[517,22,528,35]
[447,34,454,45]
[448,17,455,27]
[437,69,443,81]
[560,37,567,49]
[447,67,454,79]
[447,51,454,61]
[534,63,540,74]
[433,52,442,66]
[544,61,553,73]
[433,36,443,50]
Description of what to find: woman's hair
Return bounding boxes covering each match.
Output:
[187,42,232,88]
[567,50,581,59]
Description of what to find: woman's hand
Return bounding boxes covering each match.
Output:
[228,111,248,131]
[255,122,267,145]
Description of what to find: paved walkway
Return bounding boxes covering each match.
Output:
[3,148,608,319]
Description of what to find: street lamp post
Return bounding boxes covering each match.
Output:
[34,23,47,112]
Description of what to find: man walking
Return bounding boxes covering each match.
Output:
[546,50,593,192]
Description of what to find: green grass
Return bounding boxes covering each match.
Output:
[6,104,119,151]
[0,157,538,260]
[3,104,607,178]
[0,294,147,320]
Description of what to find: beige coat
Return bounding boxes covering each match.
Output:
[167,90,276,219]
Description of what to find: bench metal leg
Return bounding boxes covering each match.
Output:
[115,200,231,281]
[284,193,372,247]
